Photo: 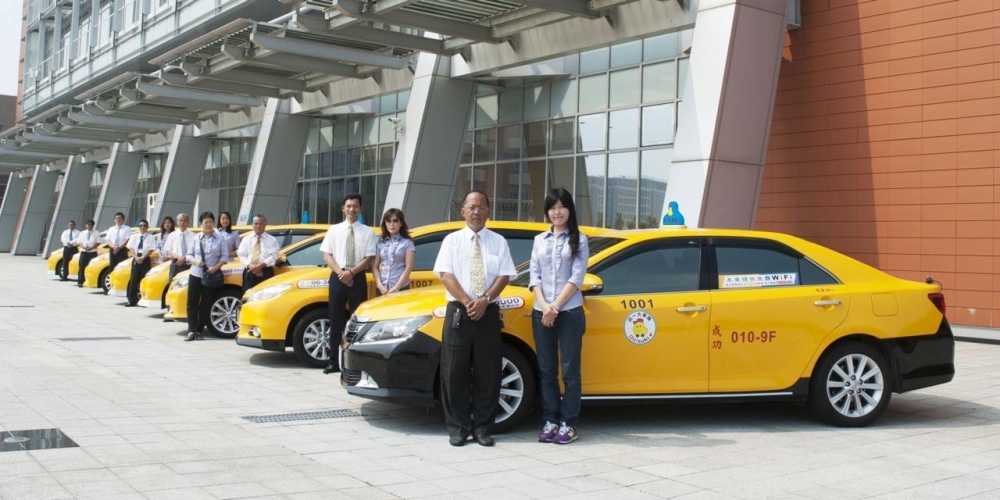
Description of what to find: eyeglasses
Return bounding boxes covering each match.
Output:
[139,225,148,228]
[385,219,401,223]
[463,206,488,214]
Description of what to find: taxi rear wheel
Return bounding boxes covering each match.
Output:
[208,288,242,339]
[99,269,111,293]
[809,341,892,427]
[293,309,331,368]
[492,343,536,434]
[55,259,65,277]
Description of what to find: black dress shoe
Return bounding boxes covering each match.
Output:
[472,428,494,447]
[124,303,136,307]
[184,332,197,342]
[322,365,340,374]
[449,433,470,447]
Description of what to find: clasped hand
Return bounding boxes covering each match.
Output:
[463,297,489,321]
[541,303,559,328]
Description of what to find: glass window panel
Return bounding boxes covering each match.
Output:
[320,121,334,151]
[475,94,498,127]
[379,115,396,143]
[579,46,609,74]
[472,164,496,209]
[319,152,332,178]
[608,108,639,150]
[607,151,638,229]
[361,175,376,225]
[452,167,474,221]
[579,74,608,114]
[549,118,575,155]
[610,68,640,108]
[460,131,474,165]
[212,168,221,188]
[610,40,642,68]
[345,148,361,175]
[640,148,671,228]
[577,113,607,153]
[306,121,320,154]
[643,33,679,62]
[239,164,249,185]
[498,125,523,160]
[679,57,689,99]
[317,180,331,224]
[523,85,549,122]
[302,182,316,223]
[643,61,677,103]
[334,121,349,148]
[397,90,410,110]
[521,160,544,222]
[348,119,362,147]
[380,93,397,113]
[468,106,475,131]
[362,146,377,173]
[494,162,520,221]
[525,121,546,158]
[346,177,360,200]
[376,173,391,216]
[576,155,605,227]
[331,179,346,223]
[363,117,378,145]
[333,150,347,176]
[378,144,394,172]
[548,157,575,196]
[642,103,676,146]
[550,79,577,118]
[474,128,497,163]
[499,89,522,124]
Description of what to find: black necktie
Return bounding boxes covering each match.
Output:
[138,235,144,252]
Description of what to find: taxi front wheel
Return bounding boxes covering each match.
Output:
[99,268,111,293]
[492,343,536,434]
[293,309,331,368]
[809,341,892,427]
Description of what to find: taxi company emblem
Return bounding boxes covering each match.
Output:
[624,311,656,345]
[297,279,329,289]
[495,297,525,310]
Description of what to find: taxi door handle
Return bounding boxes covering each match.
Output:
[676,306,707,313]
[814,299,842,307]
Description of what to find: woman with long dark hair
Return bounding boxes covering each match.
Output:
[217,211,240,258]
[529,188,589,444]
[156,216,175,264]
[372,208,415,296]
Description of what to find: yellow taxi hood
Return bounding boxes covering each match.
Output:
[353,286,450,323]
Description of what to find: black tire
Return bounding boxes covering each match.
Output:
[207,287,242,339]
[99,268,111,293]
[492,343,536,434]
[292,309,331,368]
[809,341,892,427]
[55,259,65,278]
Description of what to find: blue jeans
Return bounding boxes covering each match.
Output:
[532,306,585,427]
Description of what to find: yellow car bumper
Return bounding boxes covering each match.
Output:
[139,264,172,308]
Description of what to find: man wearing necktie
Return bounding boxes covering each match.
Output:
[59,220,80,281]
[106,212,132,293]
[433,190,517,447]
[320,194,376,374]
[237,214,280,294]
[76,220,100,288]
[125,220,151,307]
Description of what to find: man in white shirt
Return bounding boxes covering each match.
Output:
[125,219,152,307]
[433,190,517,447]
[320,194,377,374]
[168,213,196,281]
[106,212,132,292]
[237,214,280,294]
[75,220,100,288]
[59,220,80,281]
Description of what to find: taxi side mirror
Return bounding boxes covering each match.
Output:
[276,252,288,267]
[581,273,603,296]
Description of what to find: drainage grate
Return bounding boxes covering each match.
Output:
[0,305,35,308]
[57,337,133,342]
[1,429,78,452]
[241,409,364,423]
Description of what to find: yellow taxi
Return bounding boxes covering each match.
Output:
[236,222,608,368]
[74,229,138,288]
[49,231,107,280]
[163,233,327,338]
[138,225,327,310]
[336,227,954,431]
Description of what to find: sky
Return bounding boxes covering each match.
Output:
[1,0,23,96]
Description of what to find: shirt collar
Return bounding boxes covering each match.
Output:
[460,225,488,240]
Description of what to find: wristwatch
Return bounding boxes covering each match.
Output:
[484,294,495,304]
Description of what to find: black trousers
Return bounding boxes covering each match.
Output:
[187,276,219,333]
[108,247,128,272]
[440,302,502,438]
[328,271,368,350]
[60,246,77,279]
[77,251,97,286]
[127,258,151,305]
[169,259,190,282]
[242,266,275,294]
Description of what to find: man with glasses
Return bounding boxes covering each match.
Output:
[125,220,152,307]
[237,214,280,294]
[433,190,517,447]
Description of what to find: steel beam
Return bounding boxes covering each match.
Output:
[83,103,190,125]
[135,80,264,108]
[0,150,68,160]
[159,72,282,98]
[94,100,201,121]
[35,125,132,141]
[331,0,500,43]
[181,63,308,91]
[330,24,449,56]
[516,0,599,18]
[67,111,177,132]
[251,33,408,69]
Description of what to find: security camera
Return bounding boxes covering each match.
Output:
[387,117,402,125]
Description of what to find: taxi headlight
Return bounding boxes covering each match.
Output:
[146,265,165,276]
[246,284,292,303]
[358,316,431,344]
[172,277,188,289]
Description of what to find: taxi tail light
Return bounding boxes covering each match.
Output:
[928,293,946,317]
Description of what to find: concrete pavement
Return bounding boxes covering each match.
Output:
[2,254,1000,500]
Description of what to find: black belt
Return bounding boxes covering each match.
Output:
[448,300,498,309]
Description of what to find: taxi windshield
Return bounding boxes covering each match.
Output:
[509,236,623,288]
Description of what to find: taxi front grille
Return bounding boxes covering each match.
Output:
[344,319,371,344]
[342,369,361,386]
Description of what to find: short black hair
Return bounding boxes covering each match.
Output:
[138,219,149,226]
[462,190,491,208]
[85,220,95,225]
[68,220,76,225]
[114,212,125,219]
[343,193,363,206]
[198,211,215,224]
[253,214,267,223]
